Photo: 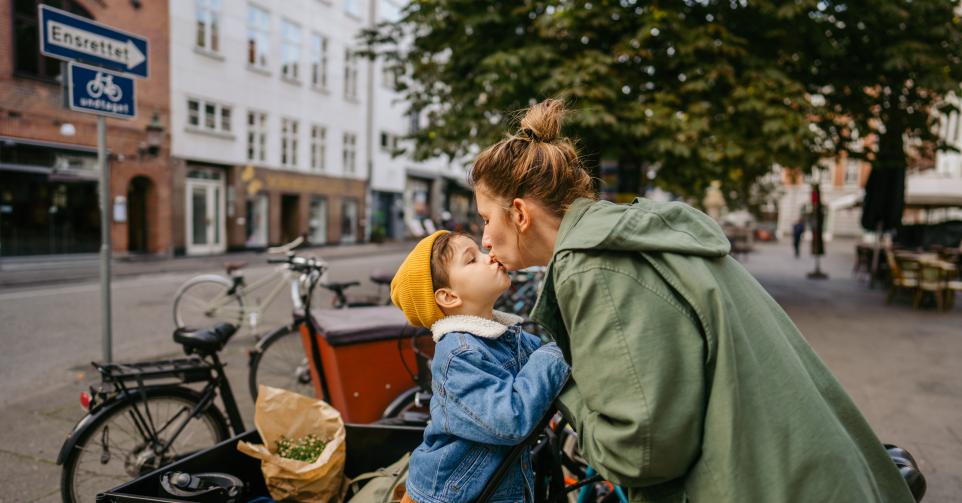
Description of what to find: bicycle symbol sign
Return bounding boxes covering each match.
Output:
[86,71,123,101]
[68,61,136,119]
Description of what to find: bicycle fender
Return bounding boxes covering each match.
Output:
[55,386,208,466]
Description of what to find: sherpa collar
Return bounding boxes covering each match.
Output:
[430,310,524,342]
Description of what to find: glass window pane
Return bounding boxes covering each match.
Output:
[191,187,208,245]
[221,107,231,132]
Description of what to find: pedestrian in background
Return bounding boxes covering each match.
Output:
[792,215,806,258]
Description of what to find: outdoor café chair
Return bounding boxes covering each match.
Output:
[885,249,919,304]
[913,263,947,311]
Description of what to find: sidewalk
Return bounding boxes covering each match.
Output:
[0,241,415,288]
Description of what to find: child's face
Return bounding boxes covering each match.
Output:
[441,235,511,308]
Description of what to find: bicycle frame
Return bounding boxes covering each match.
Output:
[232,266,296,329]
[62,354,246,462]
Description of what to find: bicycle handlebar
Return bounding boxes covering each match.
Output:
[267,254,328,273]
[266,236,305,255]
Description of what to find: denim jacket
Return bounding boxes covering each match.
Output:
[405,311,570,503]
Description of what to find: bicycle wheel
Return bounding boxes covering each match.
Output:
[248,324,315,400]
[173,276,245,330]
[60,387,230,503]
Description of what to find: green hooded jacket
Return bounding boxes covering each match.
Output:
[529,198,913,503]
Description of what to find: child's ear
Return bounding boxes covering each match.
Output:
[434,287,462,310]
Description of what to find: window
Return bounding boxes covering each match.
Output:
[310,33,329,89]
[380,0,402,22]
[247,111,268,162]
[188,100,200,127]
[341,199,358,244]
[188,98,232,134]
[380,131,400,152]
[195,0,221,52]
[281,118,299,167]
[245,194,269,247]
[408,110,421,135]
[344,0,363,18]
[343,133,357,174]
[247,4,270,69]
[309,198,328,245]
[311,125,327,171]
[344,49,359,100]
[382,63,399,89]
[14,1,92,80]
[281,20,301,81]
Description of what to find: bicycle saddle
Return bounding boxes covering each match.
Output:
[370,269,395,285]
[323,280,361,290]
[173,323,238,354]
[224,261,248,274]
[160,471,245,502]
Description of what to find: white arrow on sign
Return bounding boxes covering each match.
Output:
[48,20,146,70]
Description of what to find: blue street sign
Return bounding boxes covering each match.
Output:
[68,62,136,120]
[39,4,149,79]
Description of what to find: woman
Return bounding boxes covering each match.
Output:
[471,99,913,502]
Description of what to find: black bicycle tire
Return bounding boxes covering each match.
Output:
[59,386,230,503]
[248,323,314,400]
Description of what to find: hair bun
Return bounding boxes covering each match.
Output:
[519,99,565,143]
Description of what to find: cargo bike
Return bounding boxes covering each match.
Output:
[59,252,613,502]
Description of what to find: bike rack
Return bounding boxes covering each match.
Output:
[97,357,214,385]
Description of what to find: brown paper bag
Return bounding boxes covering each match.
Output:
[238,385,346,502]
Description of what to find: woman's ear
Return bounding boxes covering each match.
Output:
[511,198,530,232]
[434,288,463,310]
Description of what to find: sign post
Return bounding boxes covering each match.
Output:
[39,5,149,363]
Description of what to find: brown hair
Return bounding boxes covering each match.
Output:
[430,232,468,291]
[470,99,597,217]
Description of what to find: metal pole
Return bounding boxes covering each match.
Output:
[98,115,112,363]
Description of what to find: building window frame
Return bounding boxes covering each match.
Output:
[281,19,302,82]
[342,132,357,174]
[13,0,92,82]
[247,110,268,162]
[195,0,222,54]
[281,118,300,168]
[344,0,363,19]
[311,125,327,171]
[310,33,329,91]
[246,4,270,71]
[344,49,359,101]
[187,97,233,135]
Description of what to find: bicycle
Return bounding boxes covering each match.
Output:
[57,323,245,503]
[59,254,332,503]
[172,236,393,335]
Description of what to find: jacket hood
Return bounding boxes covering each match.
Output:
[554,198,731,258]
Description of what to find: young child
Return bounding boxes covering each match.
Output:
[390,230,570,503]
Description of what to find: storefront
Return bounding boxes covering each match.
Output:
[225,164,366,251]
[371,190,404,241]
[0,138,100,256]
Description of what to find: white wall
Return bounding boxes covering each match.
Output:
[169,0,370,181]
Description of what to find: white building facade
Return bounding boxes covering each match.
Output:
[170,0,455,254]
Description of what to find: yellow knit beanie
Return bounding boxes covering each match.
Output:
[391,230,450,328]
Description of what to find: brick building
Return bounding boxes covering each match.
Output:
[0,0,172,256]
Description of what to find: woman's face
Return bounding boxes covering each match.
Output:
[476,187,524,271]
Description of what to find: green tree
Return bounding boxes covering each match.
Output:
[775,0,962,230]
[363,1,962,208]
[363,1,823,204]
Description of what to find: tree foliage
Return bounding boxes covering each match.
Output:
[363,0,962,205]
